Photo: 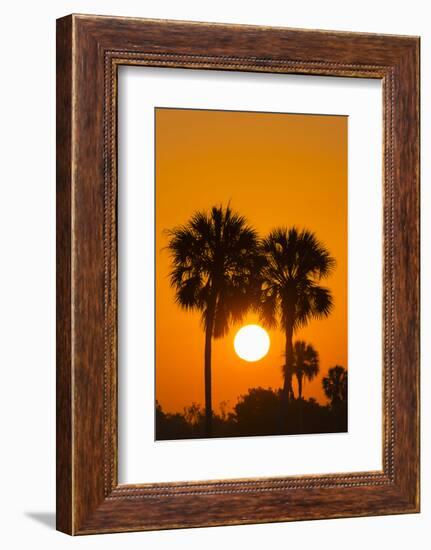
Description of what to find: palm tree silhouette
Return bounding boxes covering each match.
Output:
[291,341,320,399]
[167,205,261,437]
[259,227,334,402]
[322,365,348,407]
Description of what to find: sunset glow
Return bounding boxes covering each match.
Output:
[155,108,347,416]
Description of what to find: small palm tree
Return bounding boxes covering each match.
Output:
[259,227,335,401]
[322,365,348,407]
[291,341,319,399]
[167,205,261,437]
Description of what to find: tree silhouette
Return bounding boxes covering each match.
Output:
[167,205,261,437]
[322,365,348,407]
[234,387,281,435]
[183,402,203,426]
[291,340,320,399]
[259,227,335,402]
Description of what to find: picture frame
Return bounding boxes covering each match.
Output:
[56,14,420,535]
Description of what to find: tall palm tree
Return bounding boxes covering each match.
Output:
[259,227,335,401]
[167,205,261,437]
[322,365,348,407]
[291,341,319,399]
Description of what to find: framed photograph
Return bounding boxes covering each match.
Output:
[56,14,420,534]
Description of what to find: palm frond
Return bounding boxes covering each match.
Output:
[166,204,261,336]
[259,226,335,333]
[322,365,347,404]
[292,340,320,381]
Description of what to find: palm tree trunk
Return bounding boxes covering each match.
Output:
[279,321,294,433]
[204,294,216,438]
[297,374,303,399]
[283,322,294,402]
[298,375,304,433]
[204,323,213,437]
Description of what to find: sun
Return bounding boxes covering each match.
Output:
[234,324,270,362]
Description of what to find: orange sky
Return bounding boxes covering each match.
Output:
[155,108,347,413]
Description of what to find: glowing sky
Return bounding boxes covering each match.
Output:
[155,108,347,413]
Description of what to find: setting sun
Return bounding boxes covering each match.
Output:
[234,325,270,362]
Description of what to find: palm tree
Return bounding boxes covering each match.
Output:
[167,205,261,437]
[322,365,348,407]
[259,227,335,402]
[291,341,319,399]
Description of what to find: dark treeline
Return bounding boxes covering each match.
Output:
[156,366,347,440]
